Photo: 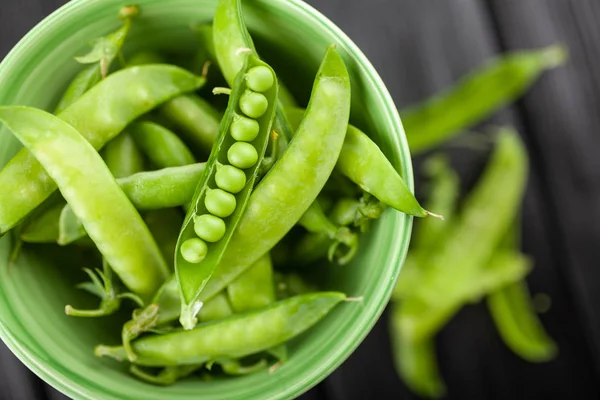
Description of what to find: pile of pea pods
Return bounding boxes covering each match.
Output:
[0,0,567,388]
[0,0,443,385]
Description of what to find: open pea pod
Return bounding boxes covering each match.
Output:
[175,53,279,330]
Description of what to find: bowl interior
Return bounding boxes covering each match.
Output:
[0,0,413,399]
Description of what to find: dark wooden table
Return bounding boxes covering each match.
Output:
[1,0,599,399]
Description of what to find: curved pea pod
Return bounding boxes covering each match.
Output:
[0,65,205,236]
[397,128,528,341]
[54,5,139,114]
[213,0,292,154]
[96,292,346,367]
[285,107,436,219]
[198,291,233,322]
[197,45,351,302]
[488,281,557,362]
[101,132,146,178]
[20,201,63,243]
[158,94,222,155]
[126,50,166,67]
[129,121,195,168]
[175,54,279,329]
[119,163,205,210]
[0,106,169,300]
[402,45,567,154]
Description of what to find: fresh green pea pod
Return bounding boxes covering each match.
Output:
[54,5,139,114]
[298,201,358,265]
[176,53,279,329]
[0,65,205,236]
[197,292,233,322]
[285,107,437,219]
[101,132,146,179]
[275,272,318,300]
[389,302,446,399]
[402,45,567,154]
[0,107,169,300]
[158,94,222,155]
[129,121,195,168]
[96,292,346,367]
[227,253,275,314]
[59,130,147,246]
[213,0,292,157]
[195,45,351,304]
[397,128,528,341]
[119,163,206,210]
[487,281,557,362]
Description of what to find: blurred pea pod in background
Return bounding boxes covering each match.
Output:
[388,44,566,398]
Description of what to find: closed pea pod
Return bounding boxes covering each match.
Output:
[101,132,146,178]
[0,65,205,236]
[158,94,222,155]
[401,45,567,154]
[129,121,195,168]
[0,107,169,300]
[286,107,437,218]
[227,253,275,314]
[96,292,346,367]
[175,54,278,329]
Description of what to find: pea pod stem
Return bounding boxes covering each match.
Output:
[0,106,169,300]
[0,65,205,236]
[401,45,567,154]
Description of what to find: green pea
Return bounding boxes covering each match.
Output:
[215,165,247,193]
[239,90,268,118]
[194,214,226,243]
[181,238,208,264]
[230,115,260,142]
[227,142,258,169]
[246,66,274,92]
[205,188,237,218]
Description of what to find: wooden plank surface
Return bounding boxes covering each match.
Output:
[1,0,599,399]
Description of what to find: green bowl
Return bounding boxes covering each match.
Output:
[0,0,413,398]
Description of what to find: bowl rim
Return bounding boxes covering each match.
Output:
[0,0,414,398]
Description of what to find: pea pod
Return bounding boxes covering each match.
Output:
[144,208,185,270]
[129,121,195,168]
[126,50,166,67]
[196,45,351,304]
[158,95,222,155]
[96,292,346,367]
[0,65,205,236]
[227,253,275,313]
[285,107,436,218]
[176,54,279,330]
[0,106,169,300]
[487,281,557,362]
[197,292,234,322]
[402,45,567,154]
[101,132,146,178]
[397,128,528,341]
[54,5,139,113]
